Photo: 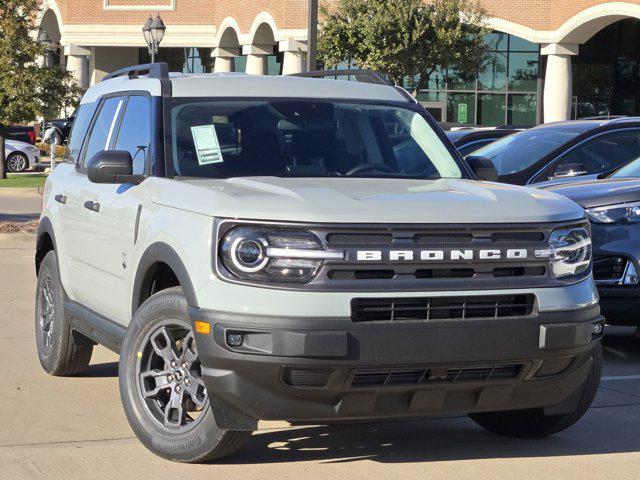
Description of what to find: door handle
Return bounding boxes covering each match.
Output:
[54,194,67,205]
[84,200,100,212]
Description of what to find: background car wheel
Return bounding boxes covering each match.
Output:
[119,287,252,463]
[469,343,602,438]
[35,251,94,376]
[7,152,28,173]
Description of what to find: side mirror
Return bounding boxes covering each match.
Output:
[467,155,499,182]
[552,163,588,179]
[86,150,144,185]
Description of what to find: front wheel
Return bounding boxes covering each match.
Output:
[119,287,251,462]
[469,343,602,438]
[7,152,28,173]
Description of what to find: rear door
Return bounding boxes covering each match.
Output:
[78,94,152,324]
[51,102,97,300]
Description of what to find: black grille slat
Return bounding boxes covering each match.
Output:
[326,233,393,245]
[413,233,473,244]
[490,232,545,242]
[352,295,534,322]
[351,364,521,387]
[282,369,333,388]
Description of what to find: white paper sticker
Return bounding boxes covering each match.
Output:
[191,125,223,165]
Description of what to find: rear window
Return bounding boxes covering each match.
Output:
[63,102,97,164]
[473,128,585,175]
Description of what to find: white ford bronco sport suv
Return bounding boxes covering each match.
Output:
[35,63,603,463]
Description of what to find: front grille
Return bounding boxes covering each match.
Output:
[593,256,627,282]
[351,364,522,387]
[351,295,535,322]
[326,232,393,245]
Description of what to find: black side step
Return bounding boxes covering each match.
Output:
[64,300,126,354]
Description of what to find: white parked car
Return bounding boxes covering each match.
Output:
[5,139,41,173]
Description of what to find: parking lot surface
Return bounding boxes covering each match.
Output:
[2,233,640,480]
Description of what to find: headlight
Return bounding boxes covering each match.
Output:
[219,226,344,283]
[535,226,592,278]
[587,202,640,224]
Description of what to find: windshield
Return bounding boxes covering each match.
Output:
[611,156,640,178]
[473,128,584,175]
[168,99,464,180]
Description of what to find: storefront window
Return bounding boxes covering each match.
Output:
[478,93,506,126]
[417,32,540,126]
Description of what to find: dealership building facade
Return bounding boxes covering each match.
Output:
[37,0,640,126]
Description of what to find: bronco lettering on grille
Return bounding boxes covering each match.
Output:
[356,249,529,262]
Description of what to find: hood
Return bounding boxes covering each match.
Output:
[538,177,640,209]
[534,174,599,189]
[150,177,584,224]
[4,139,31,151]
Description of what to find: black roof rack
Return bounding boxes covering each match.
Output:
[102,62,169,82]
[290,69,392,86]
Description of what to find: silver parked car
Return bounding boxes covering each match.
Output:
[4,139,41,173]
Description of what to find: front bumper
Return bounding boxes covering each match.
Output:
[190,304,603,431]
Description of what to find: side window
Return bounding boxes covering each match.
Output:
[63,103,97,164]
[539,129,640,181]
[114,96,151,175]
[81,96,126,169]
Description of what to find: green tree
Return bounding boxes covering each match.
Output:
[318,0,490,92]
[0,0,80,179]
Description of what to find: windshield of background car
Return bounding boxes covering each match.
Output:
[168,99,464,180]
[611,157,640,178]
[473,127,586,175]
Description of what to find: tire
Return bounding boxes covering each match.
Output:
[7,152,28,173]
[119,287,251,463]
[469,342,602,438]
[35,250,93,376]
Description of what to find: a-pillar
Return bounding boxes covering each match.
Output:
[64,44,91,90]
[279,39,307,75]
[541,43,579,123]
[242,44,274,75]
[212,47,239,73]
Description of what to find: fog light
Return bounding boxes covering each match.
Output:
[226,332,244,347]
[592,322,604,336]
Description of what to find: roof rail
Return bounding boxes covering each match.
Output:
[290,69,392,86]
[102,62,169,82]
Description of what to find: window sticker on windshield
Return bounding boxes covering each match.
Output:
[191,125,223,165]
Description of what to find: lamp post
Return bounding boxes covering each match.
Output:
[143,14,166,63]
[307,0,318,71]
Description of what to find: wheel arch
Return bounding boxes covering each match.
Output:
[132,242,199,317]
[36,217,57,274]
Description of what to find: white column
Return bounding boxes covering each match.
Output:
[64,44,91,90]
[242,44,274,75]
[279,39,307,75]
[212,47,239,73]
[541,43,579,123]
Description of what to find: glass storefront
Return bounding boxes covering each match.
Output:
[572,18,640,118]
[416,33,540,126]
[139,47,213,73]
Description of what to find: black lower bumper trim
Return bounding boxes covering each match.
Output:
[189,305,602,430]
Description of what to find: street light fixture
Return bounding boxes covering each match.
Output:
[143,14,166,63]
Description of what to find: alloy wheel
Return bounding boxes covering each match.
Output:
[38,275,55,353]
[136,322,209,431]
[7,154,27,172]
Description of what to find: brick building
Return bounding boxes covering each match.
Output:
[36,0,640,125]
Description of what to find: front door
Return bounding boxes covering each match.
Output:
[78,95,152,324]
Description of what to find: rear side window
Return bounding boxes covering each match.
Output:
[63,103,97,164]
[535,129,640,182]
[81,96,126,168]
[114,96,151,175]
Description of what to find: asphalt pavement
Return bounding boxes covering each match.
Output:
[0,188,42,222]
[2,233,640,480]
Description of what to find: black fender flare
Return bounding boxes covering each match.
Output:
[131,242,199,316]
[35,216,58,273]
